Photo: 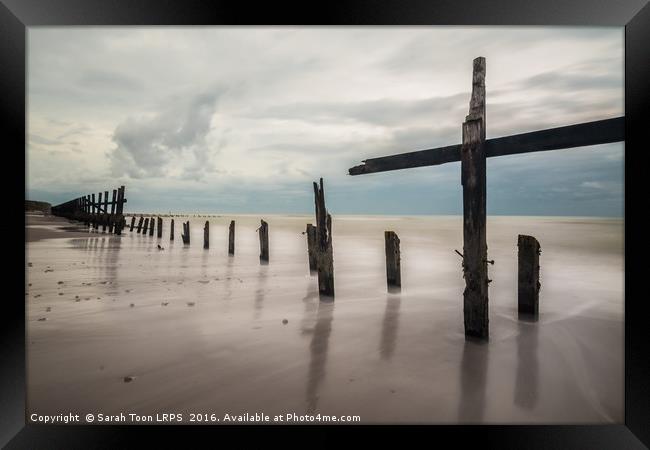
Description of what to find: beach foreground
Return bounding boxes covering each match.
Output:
[25,213,623,424]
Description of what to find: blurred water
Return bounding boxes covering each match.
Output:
[26,214,623,423]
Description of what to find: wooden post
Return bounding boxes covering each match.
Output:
[143,217,149,234]
[91,193,97,229]
[130,216,135,232]
[137,216,144,233]
[461,56,489,340]
[115,186,125,235]
[258,220,269,262]
[157,217,163,238]
[170,219,174,241]
[97,192,103,231]
[149,215,155,236]
[313,178,334,297]
[385,231,401,289]
[109,189,117,233]
[182,221,190,244]
[518,235,541,320]
[204,221,209,249]
[103,190,109,232]
[306,223,318,272]
[228,220,235,255]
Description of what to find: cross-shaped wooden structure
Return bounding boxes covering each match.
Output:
[348,57,624,340]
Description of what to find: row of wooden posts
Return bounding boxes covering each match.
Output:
[51,186,127,235]
[125,176,541,325]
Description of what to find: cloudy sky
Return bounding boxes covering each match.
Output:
[26,27,623,216]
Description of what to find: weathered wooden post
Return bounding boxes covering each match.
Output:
[461,56,489,340]
[170,219,174,241]
[258,220,269,262]
[143,217,149,234]
[103,190,109,232]
[157,217,163,238]
[108,189,117,233]
[91,193,97,229]
[385,231,401,289]
[97,192,103,231]
[518,235,541,320]
[181,221,190,244]
[228,220,235,255]
[130,216,135,232]
[306,223,318,272]
[137,216,144,233]
[115,186,125,235]
[203,221,209,249]
[149,215,155,236]
[313,178,334,297]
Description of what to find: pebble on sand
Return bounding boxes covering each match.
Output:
[46,307,51,312]
[123,376,135,383]
[161,302,169,306]
[130,303,135,307]
[282,319,288,325]
[37,317,47,321]
[187,302,195,307]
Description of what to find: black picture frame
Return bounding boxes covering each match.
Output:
[2,0,648,447]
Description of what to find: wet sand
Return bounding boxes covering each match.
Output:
[25,214,623,424]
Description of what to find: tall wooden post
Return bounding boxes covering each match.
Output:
[137,216,144,233]
[228,220,235,255]
[170,219,174,241]
[258,220,269,262]
[97,192,103,231]
[203,221,209,249]
[518,235,541,320]
[109,189,117,233]
[143,217,149,234]
[91,193,97,229]
[130,216,135,231]
[157,217,163,238]
[313,178,334,297]
[115,186,125,235]
[461,56,489,340]
[385,231,401,289]
[149,215,155,236]
[103,190,109,232]
[306,223,318,272]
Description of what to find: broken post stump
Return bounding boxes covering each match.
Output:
[142,218,149,235]
[228,220,235,255]
[157,217,163,238]
[258,219,269,262]
[518,235,541,320]
[385,231,401,289]
[306,223,318,272]
[313,178,334,297]
[130,216,135,232]
[97,192,103,231]
[181,221,190,244]
[204,221,209,249]
[137,216,144,233]
[149,216,155,236]
[170,219,174,241]
[91,193,97,229]
[115,186,125,235]
[461,56,489,340]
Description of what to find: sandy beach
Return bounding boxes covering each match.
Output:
[25,213,623,424]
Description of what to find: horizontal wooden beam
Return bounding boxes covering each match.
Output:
[348,116,624,175]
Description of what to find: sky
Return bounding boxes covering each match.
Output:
[26,27,624,216]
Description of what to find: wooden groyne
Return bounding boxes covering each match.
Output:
[51,185,127,235]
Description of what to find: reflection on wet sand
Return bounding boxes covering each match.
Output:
[379,295,401,360]
[458,339,489,422]
[305,299,334,414]
[253,264,268,320]
[514,320,539,410]
[300,281,319,336]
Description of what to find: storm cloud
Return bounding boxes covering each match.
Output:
[27,27,623,216]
